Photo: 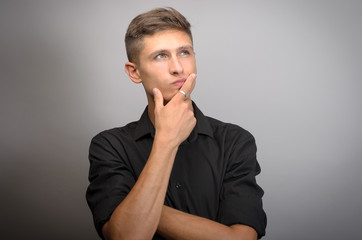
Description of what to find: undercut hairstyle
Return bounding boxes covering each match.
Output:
[125,7,193,64]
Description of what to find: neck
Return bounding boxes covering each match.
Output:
[147,94,156,126]
[148,107,156,127]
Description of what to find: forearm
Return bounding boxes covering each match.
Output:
[157,206,257,240]
[103,137,178,240]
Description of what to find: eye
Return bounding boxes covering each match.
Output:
[180,50,190,56]
[155,53,166,59]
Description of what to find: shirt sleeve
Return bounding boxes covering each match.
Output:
[217,128,267,238]
[85,131,136,239]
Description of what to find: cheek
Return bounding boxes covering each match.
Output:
[145,65,168,81]
[182,58,197,73]
[192,63,197,73]
[140,74,168,95]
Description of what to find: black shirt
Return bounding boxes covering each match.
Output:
[86,103,267,239]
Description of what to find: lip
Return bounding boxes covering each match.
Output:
[172,78,186,87]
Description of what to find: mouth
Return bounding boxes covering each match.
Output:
[171,78,186,87]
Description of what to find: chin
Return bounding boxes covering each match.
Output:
[163,93,176,104]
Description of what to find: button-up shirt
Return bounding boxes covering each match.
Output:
[86,102,267,239]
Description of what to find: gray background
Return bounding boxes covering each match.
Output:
[1,0,361,239]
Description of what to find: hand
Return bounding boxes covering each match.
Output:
[153,73,197,147]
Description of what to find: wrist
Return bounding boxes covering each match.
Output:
[154,131,181,149]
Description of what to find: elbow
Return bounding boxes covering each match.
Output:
[229,224,258,240]
[103,220,155,240]
[102,221,120,240]
[103,221,127,240]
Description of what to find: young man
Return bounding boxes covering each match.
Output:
[86,7,266,240]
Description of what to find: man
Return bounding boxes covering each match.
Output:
[86,7,266,240]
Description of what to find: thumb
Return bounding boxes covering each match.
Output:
[153,88,164,109]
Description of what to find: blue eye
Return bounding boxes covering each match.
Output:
[155,53,166,59]
[180,50,190,56]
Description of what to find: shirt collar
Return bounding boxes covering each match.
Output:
[134,101,214,141]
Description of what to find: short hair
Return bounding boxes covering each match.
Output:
[125,7,193,64]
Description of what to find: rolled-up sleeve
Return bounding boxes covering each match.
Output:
[86,132,135,239]
[217,131,267,238]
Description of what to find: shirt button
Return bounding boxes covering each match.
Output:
[175,183,182,189]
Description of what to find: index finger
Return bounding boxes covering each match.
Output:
[178,73,196,100]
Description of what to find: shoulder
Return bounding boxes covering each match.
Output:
[206,115,255,142]
[204,115,257,160]
[91,121,138,145]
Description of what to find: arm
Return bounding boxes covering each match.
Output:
[157,206,257,240]
[102,74,197,240]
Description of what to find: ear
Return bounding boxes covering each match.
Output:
[125,62,142,84]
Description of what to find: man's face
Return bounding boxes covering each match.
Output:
[136,29,197,103]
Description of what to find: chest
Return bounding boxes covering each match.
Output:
[168,140,227,218]
[129,136,228,219]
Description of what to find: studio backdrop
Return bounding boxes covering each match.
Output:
[1,1,361,239]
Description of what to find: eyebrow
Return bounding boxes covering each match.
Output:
[149,45,194,57]
[178,45,194,51]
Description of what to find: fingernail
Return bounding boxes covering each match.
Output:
[153,88,158,95]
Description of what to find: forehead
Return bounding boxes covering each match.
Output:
[141,30,193,54]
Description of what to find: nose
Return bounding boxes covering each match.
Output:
[169,56,183,75]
